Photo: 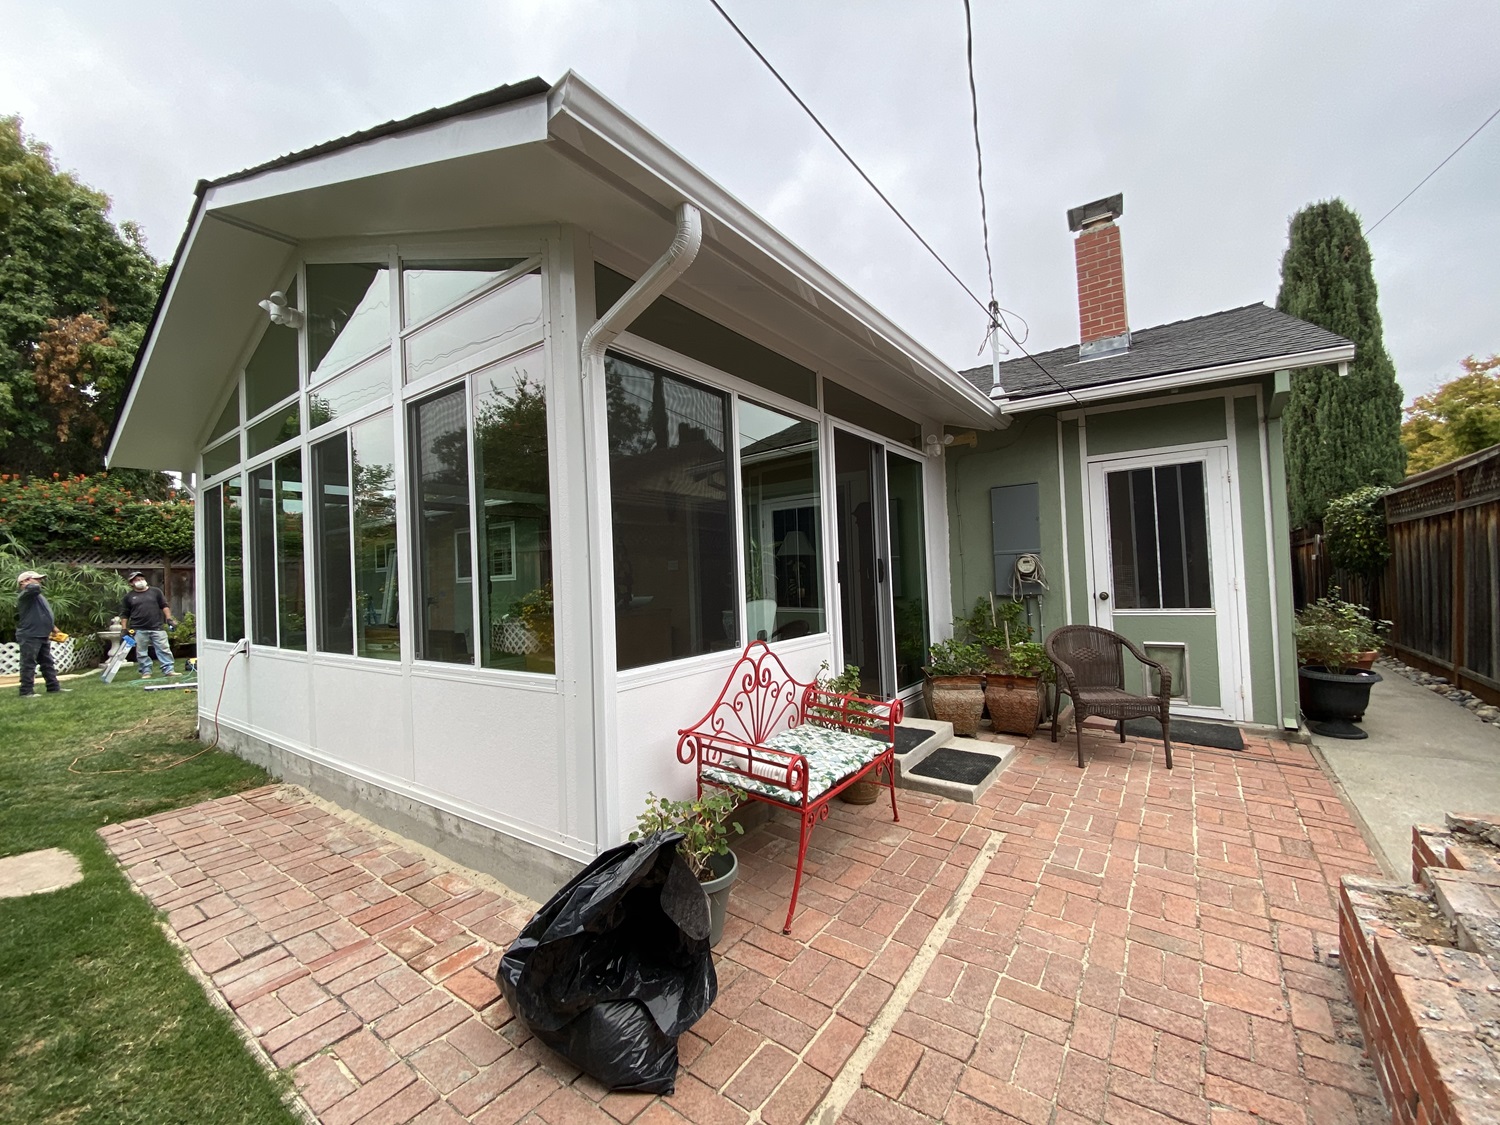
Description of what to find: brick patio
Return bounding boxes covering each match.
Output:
[101,725,1390,1124]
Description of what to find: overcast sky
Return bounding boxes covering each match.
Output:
[4,1,1497,404]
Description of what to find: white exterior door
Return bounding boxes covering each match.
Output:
[1086,445,1246,721]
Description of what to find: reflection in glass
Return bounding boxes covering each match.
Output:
[308,264,390,382]
[472,349,552,671]
[606,354,734,670]
[404,271,542,384]
[312,434,353,654]
[403,259,526,327]
[352,415,399,661]
[203,437,239,478]
[249,465,277,646]
[247,405,300,456]
[276,451,306,651]
[410,388,473,663]
[224,476,244,641]
[886,452,929,692]
[834,431,883,695]
[204,485,225,641]
[739,400,823,642]
[208,394,238,443]
[244,319,299,418]
[309,349,390,430]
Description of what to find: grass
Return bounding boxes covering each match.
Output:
[0,673,302,1124]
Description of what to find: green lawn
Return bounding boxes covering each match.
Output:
[0,674,302,1124]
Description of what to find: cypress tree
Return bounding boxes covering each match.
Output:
[1276,199,1405,526]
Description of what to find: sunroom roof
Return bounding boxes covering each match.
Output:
[110,73,998,470]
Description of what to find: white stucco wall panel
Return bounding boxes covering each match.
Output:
[245,650,313,748]
[310,660,411,780]
[197,643,250,733]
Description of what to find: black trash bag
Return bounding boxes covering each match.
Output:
[497,831,717,1094]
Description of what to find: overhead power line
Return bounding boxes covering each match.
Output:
[1368,102,1500,234]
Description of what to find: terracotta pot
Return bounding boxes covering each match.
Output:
[985,674,1043,736]
[926,674,986,736]
[838,779,882,805]
[1353,650,1379,672]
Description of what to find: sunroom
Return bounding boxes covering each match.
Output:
[109,74,998,899]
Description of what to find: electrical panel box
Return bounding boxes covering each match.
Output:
[991,483,1042,597]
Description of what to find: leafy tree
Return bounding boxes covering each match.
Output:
[0,472,194,556]
[1401,353,1500,473]
[1276,199,1405,526]
[0,116,163,476]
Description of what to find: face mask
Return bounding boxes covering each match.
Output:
[133,580,147,590]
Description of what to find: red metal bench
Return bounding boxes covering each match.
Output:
[676,641,904,934]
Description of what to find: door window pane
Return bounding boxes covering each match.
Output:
[308,263,390,382]
[224,476,245,641]
[309,349,390,430]
[473,349,552,671]
[313,434,354,654]
[247,404,300,456]
[739,400,823,642]
[1107,461,1211,610]
[606,354,734,670]
[404,271,542,384]
[204,484,225,641]
[886,452,929,692]
[203,437,239,479]
[403,259,526,327]
[410,387,473,663]
[276,451,306,651]
[352,415,400,660]
[249,465,277,645]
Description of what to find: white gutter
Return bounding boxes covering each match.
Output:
[580,202,702,855]
[994,343,1356,413]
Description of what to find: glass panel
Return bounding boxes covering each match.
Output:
[308,263,390,382]
[473,349,552,672]
[1156,465,1187,606]
[224,476,245,641]
[203,437,239,478]
[203,484,225,641]
[248,465,277,646]
[404,271,542,384]
[1130,469,1161,609]
[739,399,823,643]
[309,349,390,430]
[606,354,734,670]
[886,452,929,692]
[403,258,526,327]
[312,434,354,654]
[276,451,306,651]
[1107,461,1213,611]
[247,404,300,457]
[352,415,400,660]
[1177,461,1212,608]
[834,430,884,695]
[208,394,238,444]
[410,387,473,663]
[244,321,299,418]
[1107,470,1140,609]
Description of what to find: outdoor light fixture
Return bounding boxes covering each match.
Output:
[257,290,303,329]
[924,431,978,457]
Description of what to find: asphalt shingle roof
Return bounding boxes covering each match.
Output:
[960,303,1352,401]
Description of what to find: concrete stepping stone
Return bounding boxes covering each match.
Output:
[0,847,82,898]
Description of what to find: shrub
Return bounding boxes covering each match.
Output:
[0,539,128,640]
[0,472,194,556]
[1324,485,1390,578]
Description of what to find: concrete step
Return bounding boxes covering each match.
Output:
[895,727,1019,805]
[891,718,952,779]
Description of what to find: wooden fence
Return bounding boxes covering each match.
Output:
[1382,445,1500,706]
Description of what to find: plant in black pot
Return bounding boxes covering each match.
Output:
[630,789,745,947]
[923,638,994,737]
[1295,591,1388,737]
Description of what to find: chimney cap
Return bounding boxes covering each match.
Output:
[1067,193,1124,233]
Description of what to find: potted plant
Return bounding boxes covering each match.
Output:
[985,639,1054,737]
[630,788,745,947]
[923,638,994,736]
[813,662,882,805]
[1295,591,1387,724]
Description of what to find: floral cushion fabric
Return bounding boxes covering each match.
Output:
[701,723,886,805]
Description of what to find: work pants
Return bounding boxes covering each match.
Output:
[18,637,60,696]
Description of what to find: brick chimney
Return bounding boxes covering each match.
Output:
[1067,193,1130,359]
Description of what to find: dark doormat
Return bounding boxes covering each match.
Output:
[893,727,932,756]
[908,747,1001,785]
[1306,719,1368,740]
[1117,717,1245,751]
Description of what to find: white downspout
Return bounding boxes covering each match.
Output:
[579,203,702,855]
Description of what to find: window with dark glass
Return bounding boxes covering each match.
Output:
[739,399,823,642]
[249,464,278,646]
[204,484,225,641]
[606,353,735,670]
[410,387,473,663]
[208,394,238,444]
[276,451,306,650]
[244,280,300,418]
[352,416,399,660]
[886,452,930,691]
[312,434,354,654]
[1106,461,1211,610]
[308,263,390,382]
[224,477,244,641]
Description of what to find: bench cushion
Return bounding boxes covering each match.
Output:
[701,723,886,806]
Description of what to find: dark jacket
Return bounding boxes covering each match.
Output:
[16,584,55,640]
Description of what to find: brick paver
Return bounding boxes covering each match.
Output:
[101,724,1389,1123]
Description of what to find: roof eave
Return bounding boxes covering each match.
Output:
[993,343,1357,413]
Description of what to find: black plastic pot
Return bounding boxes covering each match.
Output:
[1299,666,1382,722]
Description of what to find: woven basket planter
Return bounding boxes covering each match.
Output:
[985,674,1043,737]
[927,674,986,736]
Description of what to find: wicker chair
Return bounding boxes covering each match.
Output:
[1045,625,1173,769]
